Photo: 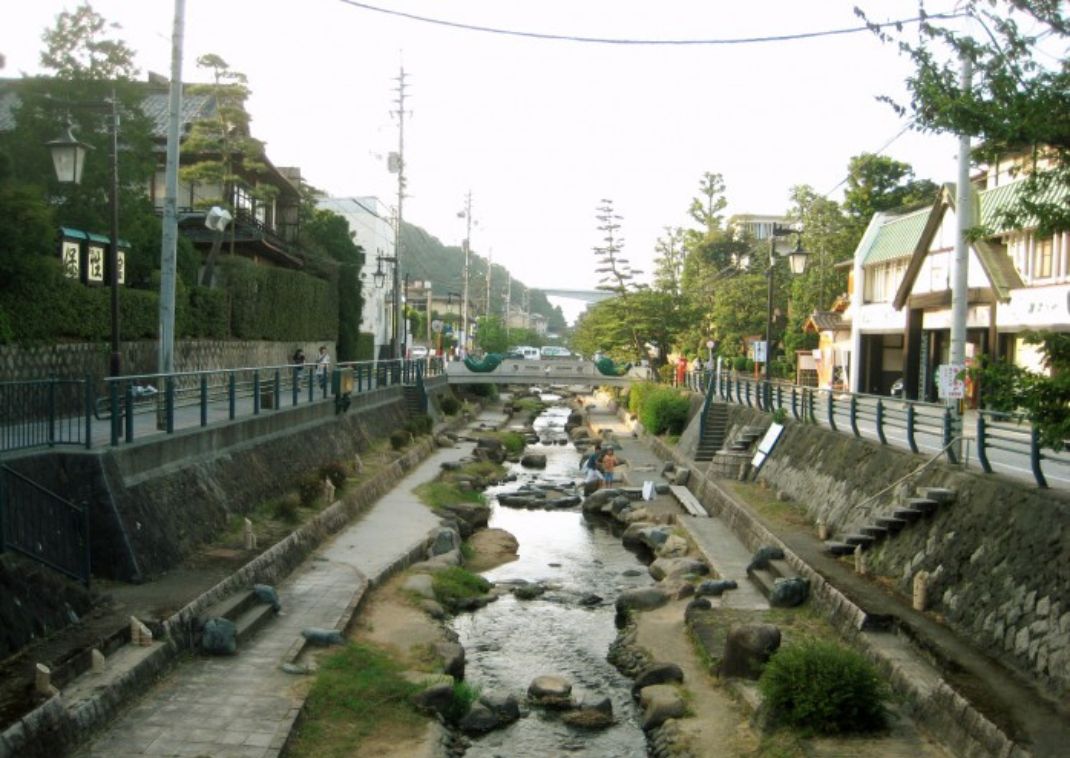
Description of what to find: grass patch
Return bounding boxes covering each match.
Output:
[414,481,486,510]
[498,431,526,455]
[442,680,482,725]
[460,541,475,561]
[724,480,813,530]
[431,566,492,606]
[456,460,506,480]
[513,396,545,415]
[286,643,425,757]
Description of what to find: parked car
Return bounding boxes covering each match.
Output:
[509,346,540,360]
[540,345,572,359]
[410,345,429,359]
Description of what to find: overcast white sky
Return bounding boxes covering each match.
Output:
[5,1,970,308]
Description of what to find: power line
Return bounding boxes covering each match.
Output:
[822,121,914,198]
[337,1,964,46]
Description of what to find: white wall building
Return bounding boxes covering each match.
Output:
[317,196,396,359]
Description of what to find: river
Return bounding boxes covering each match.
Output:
[451,396,651,756]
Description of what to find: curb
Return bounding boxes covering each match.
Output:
[646,432,1028,758]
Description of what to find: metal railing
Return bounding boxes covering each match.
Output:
[0,464,91,585]
[0,357,443,454]
[687,370,1065,489]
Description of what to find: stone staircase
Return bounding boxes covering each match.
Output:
[403,385,426,416]
[726,425,765,454]
[694,403,728,462]
[825,487,958,557]
[197,588,279,651]
[746,553,797,599]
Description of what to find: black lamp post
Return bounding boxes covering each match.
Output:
[47,95,122,377]
[373,251,400,359]
[764,224,809,386]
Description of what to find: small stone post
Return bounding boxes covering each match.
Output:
[913,571,930,611]
[130,615,142,644]
[322,478,336,504]
[854,544,867,576]
[353,453,364,474]
[91,648,106,673]
[816,519,828,541]
[35,663,57,697]
[138,621,153,646]
[244,518,257,550]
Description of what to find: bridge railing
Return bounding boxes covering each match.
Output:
[0,358,437,454]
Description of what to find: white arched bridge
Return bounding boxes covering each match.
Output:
[442,358,651,387]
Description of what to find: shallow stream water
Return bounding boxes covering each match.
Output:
[451,397,651,756]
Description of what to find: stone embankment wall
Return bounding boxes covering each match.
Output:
[0,339,327,383]
[9,388,408,581]
[716,402,1070,699]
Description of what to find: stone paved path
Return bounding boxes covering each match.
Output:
[76,444,469,758]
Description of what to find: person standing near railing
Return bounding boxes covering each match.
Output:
[316,345,330,392]
[292,348,305,389]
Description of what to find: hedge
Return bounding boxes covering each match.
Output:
[638,385,690,436]
[219,257,336,342]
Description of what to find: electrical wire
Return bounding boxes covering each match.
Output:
[337,1,964,46]
[821,121,915,198]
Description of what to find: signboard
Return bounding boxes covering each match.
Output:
[751,422,784,473]
[431,319,444,333]
[116,250,126,285]
[937,363,965,400]
[752,341,767,363]
[86,244,105,283]
[61,241,80,279]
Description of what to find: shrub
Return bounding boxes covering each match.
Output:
[439,394,460,416]
[272,493,301,523]
[733,356,749,372]
[498,431,525,455]
[628,381,656,416]
[758,639,888,735]
[389,429,411,450]
[442,681,482,725]
[320,461,349,490]
[639,386,690,435]
[296,474,322,507]
[771,407,788,425]
[404,414,433,436]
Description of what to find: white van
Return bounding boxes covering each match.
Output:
[540,345,572,359]
[510,346,540,361]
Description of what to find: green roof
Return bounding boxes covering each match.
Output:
[861,208,929,266]
[979,178,1069,234]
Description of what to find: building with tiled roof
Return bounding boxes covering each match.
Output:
[845,163,1070,400]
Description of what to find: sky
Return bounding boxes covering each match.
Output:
[3,1,973,318]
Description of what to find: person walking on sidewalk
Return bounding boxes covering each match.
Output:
[316,345,331,391]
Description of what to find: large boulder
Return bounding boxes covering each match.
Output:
[434,641,466,680]
[655,535,690,559]
[616,587,671,616]
[521,453,548,469]
[649,557,708,581]
[769,577,809,608]
[719,624,781,679]
[621,522,658,549]
[437,502,490,538]
[429,527,461,557]
[411,682,455,718]
[637,526,673,550]
[201,617,237,655]
[746,545,786,572]
[480,690,520,725]
[459,702,500,733]
[632,662,684,693]
[403,573,436,599]
[695,579,738,598]
[562,694,614,729]
[638,684,686,731]
[672,468,691,486]
[528,675,573,709]
[581,488,622,513]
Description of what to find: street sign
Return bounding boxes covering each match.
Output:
[431,319,444,333]
[706,340,715,350]
[752,341,767,363]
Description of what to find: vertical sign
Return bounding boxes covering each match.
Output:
[116,250,126,285]
[61,241,81,279]
[86,244,105,283]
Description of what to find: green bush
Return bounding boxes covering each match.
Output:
[272,493,301,523]
[733,356,750,372]
[296,474,321,507]
[355,332,376,361]
[431,566,492,607]
[320,461,349,490]
[187,285,229,338]
[442,681,482,725]
[439,394,460,416]
[404,414,433,436]
[389,429,411,450]
[628,381,657,416]
[639,386,690,435]
[498,431,525,455]
[758,639,888,735]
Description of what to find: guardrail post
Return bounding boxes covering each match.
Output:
[745,380,752,408]
[1030,426,1048,488]
[229,374,236,419]
[124,383,135,443]
[849,395,860,437]
[775,384,783,412]
[976,414,992,473]
[357,365,364,393]
[292,368,299,406]
[165,377,175,433]
[198,376,206,428]
[307,368,314,403]
[875,398,886,444]
[84,376,93,449]
[943,408,957,465]
[109,382,120,446]
[791,387,799,420]
[253,372,261,415]
[47,378,56,447]
[274,370,281,411]
[905,404,918,453]
[827,392,836,432]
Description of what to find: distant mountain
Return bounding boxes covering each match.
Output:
[399,222,566,332]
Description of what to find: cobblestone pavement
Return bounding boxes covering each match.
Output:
[76,444,469,758]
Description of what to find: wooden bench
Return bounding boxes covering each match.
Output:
[669,485,708,518]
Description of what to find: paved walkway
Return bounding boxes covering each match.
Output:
[75,443,469,758]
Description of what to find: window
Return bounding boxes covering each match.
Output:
[1035,237,1053,279]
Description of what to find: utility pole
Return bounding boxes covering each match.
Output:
[484,248,493,320]
[158,0,184,378]
[460,190,472,358]
[390,66,408,360]
[949,51,973,458]
[504,275,512,343]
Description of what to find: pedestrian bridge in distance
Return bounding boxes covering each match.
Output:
[442,358,652,387]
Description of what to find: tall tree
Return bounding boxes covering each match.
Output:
[652,226,686,296]
[39,2,139,80]
[593,198,640,294]
[843,153,939,232]
[687,171,728,235]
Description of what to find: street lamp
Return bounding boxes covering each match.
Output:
[46,95,122,377]
[764,225,808,388]
[373,251,400,358]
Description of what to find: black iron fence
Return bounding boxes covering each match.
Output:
[0,378,92,453]
[686,370,1068,489]
[0,464,91,585]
